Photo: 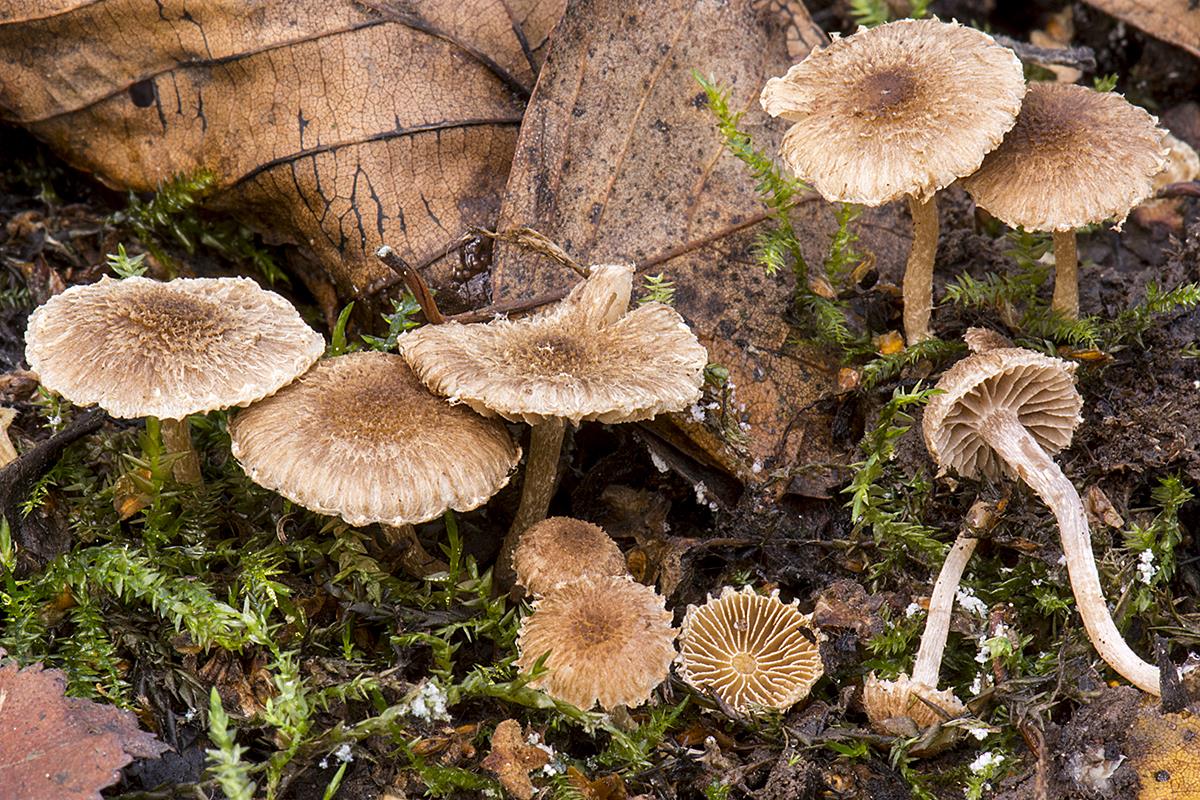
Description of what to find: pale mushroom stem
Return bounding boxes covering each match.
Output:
[1051,230,1079,318]
[158,417,202,485]
[499,418,567,585]
[382,524,449,578]
[912,532,979,688]
[903,194,940,345]
[978,409,1160,694]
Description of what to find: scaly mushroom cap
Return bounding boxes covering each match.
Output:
[513,517,629,595]
[760,18,1026,205]
[862,673,966,742]
[399,264,708,426]
[923,347,1082,481]
[676,586,825,713]
[516,575,676,711]
[961,82,1169,231]
[25,276,324,420]
[229,351,520,527]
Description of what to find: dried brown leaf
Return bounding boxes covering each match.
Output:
[1081,0,1200,59]
[490,0,910,484]
[480,719,549,800]
[0,656,168,800]
[0,0,565,298]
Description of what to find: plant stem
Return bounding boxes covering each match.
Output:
[160,417,202,485]
[903,194,940,345]
[1052,230,1079,318]
[979,409,1160,694]
[497,418,566,588]
[912,531,978,687]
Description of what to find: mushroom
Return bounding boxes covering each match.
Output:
[923,344,1161,694]
[760,18,1026,344]
[399,264,707,584]
[24,275,324,484]
[861,501,997,754]
[676,586,825,714]
[229,351,520,573]
[515,574,676,711]
[513,517,629,596]
[960,81,1168,318]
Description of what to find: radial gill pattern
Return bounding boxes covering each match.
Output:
[676,586,825,713]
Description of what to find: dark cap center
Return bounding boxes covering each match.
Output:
[856,68,918,117]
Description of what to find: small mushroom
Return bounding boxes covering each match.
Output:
[924,344,1160,694]
[760,18,1026,344]
[960,82,1168,318]
[515,574,676,711]
[24,276,324,484]
[513,517,629,596]
[229,351,520,572]
[399,264,707,584]
[676,586,825,714]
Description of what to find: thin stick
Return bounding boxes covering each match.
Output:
[473,227,589,277]
[1051,230,1079,318]
[375,246,445,324]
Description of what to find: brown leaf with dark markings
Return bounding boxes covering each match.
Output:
[0,0,565,300]
[0,653,169,800]
[480,719,549,800]
[1081,0,1200,59]
[490,0,910,485]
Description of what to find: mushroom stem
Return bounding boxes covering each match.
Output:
[1051,230,1079,318]
[903,194,940,345]
[158,417,202,485]
[912,532,979,688]
[978,408,1160,694]
[382,524,449,578]
[499,418,567,585]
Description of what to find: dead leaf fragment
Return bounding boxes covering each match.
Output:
[0,656,168,800]
[1081,0,1200,59]
[566,765,628,800]
[0,408,17,468]
[1127,704,1200,798]
[481,719,550,800]
[1085,485,1126,529]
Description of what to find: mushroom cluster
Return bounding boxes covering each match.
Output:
[761,17,1168,339]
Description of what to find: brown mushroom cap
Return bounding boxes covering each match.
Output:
[862,673,966,747]
[960,82,1169,231]
[676,586,825,713]
[24,276,324,420]
[760,18,1026,206]
[923,348,1082,481]
[513,517,629,595]
[229,351,520,527]
[398,264,708,426]
[515,575,676,711]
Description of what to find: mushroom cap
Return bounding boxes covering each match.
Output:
[676,586,825,713]
[515,575,676,710]
[25,276,325,420]
[513,517,629,595]
[923,347,1082,481]
[399,264,708,426]
[862,672,966,748]
[760,18,1026,206]
[229,351,520,527]
[960,82,1169,231]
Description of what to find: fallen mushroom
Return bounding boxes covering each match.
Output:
[960,81,1168,318]
[923,344,1161,693]
[24,275,324,484]
[676,585,825,714]
[760,18,1026,344]
[399,264,707,585]
[229,351,520,575]
[515,574,676,711]
[513,516,629,596]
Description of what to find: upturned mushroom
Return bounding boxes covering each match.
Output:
[676,586,825,714]
[229,351,521,573]
[24,275,324,483]
[399,264,707,583]
[515,574,677,711]
[923,343,1160,694]
[760,18,1026,344]
[512,517,628,596]
[960,81,1168,318]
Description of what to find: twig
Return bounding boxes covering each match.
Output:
[472,226,589,277]
[0,408,104,534]
[991,35,1097,71]
[375,246,445,324]
[1159,180,1200,199]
